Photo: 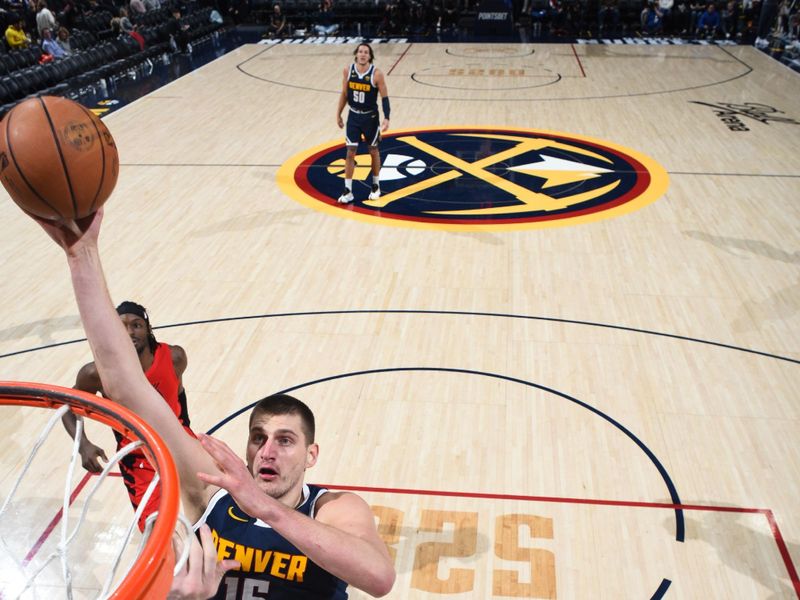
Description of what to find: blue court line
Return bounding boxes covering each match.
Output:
[206,365,686,544]
[208,365,683,598]
[2,309,796,364]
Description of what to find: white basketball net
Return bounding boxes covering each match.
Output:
[0,405,191,599]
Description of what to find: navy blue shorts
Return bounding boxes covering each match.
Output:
[346,110,380,147]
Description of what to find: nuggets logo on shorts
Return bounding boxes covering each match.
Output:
[278,127,669,230]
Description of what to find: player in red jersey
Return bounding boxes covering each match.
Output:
[61,301,194,530]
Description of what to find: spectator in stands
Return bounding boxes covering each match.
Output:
[129,24,145,48]
[56,24,72,52]
[313,0,338,36]
[22,0,37,37]
[597,0,620,36]
[657,0,673,32]
[118,6,135,31]
[738,0,759,41]
[112,12,145,48]
[696,1,721,36]
[777,0,790,33]
[377,1,403,34]
[57,0,76,29]
[407,1,429,34]
[754,0,777,46]
[85,0,115,16]
[83,0,99,14]
[35,0,55,39]
[227,0,249,23]
[143,0,161,11]
[548,0,568,34]
[40,25,65,57]
[672,0,692,35]
[641,0,663,33]
[265,3,286,37]
[572,0,593,36]
[129,0,146,16]
[721,0,737,36]
[688,0,704,34]
[511,0,523,23]
[528,0,550,35]
[517,0,530,20]
[5,16,31,47]
[167,5,191,52]
[672,0,691,34]
[435,0,459,31]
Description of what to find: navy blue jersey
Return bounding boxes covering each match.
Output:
[197,484,348,599]
[346,63,379,113]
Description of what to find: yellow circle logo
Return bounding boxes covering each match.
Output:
[278,126,669,230]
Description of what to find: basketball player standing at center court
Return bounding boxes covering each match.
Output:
[61,301,195,531]
[335,43,391,204]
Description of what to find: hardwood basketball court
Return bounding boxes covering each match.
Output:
[0,41,798,598]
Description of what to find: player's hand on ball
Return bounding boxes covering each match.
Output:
[34,208,103,254]
[0,96,118,221]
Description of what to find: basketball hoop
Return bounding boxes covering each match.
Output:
[0,381,182,599]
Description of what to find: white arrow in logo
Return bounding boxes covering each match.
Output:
[507,154,613,189]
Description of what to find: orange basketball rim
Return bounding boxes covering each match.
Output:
[0,381,180,599]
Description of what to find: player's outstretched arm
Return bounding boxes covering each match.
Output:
[61,363,108,471]
[62,407,108,472]
[35,210,221,520]
[196,433,396,597]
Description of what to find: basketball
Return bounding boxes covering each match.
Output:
[0,96,119,221]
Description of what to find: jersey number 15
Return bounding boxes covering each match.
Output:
[220,576,269,599]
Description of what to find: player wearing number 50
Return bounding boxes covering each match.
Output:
[335,43,390,205]
[34,210,396,599]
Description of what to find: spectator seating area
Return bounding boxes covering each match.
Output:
[0,3,222,116]
[250,0,795,43]
[1,0,797,116]
[251,0,384,36]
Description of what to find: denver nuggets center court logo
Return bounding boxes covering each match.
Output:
[278,127,668,230]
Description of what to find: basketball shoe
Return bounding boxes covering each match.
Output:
[368,184,381,201]
[337,188,354,204]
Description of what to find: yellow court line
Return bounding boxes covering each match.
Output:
[399,136,561,211]
[363,170,462,208]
